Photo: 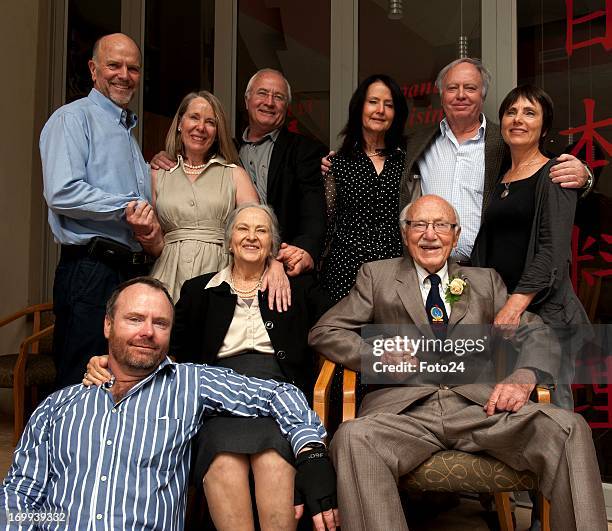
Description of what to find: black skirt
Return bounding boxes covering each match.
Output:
[192,353,294,481]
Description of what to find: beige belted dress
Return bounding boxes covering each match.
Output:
[150,155,236,301]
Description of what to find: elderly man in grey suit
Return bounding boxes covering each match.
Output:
[309,194,606,531]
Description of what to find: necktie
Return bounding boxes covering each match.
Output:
[426,274,448,339]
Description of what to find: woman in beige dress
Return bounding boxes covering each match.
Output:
[139,91,259,301]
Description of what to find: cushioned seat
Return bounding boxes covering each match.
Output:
[0,302,54,444]
[400,450,537,493]
[0,353,56,388]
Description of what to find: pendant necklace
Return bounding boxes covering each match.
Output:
[500,183,510,199]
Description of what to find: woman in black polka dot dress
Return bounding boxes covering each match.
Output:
[321,74,408,302]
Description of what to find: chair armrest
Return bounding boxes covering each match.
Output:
[314,358,337,430]
[14,324,55,377]
[536,386,550,404]
[0,303,53,328]
[343,368,358,421]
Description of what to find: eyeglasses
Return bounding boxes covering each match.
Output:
[403,220,457,234]
[253,89,288,104]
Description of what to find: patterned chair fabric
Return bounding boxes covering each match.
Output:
[400,450,538,493]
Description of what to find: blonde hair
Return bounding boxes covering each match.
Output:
[165,91,238,164]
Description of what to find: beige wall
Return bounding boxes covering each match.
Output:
[0,1,50,415]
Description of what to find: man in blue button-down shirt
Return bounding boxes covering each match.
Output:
[0,277,339,531]
[40,33,160,387]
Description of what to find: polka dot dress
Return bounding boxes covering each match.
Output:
[321,148,405,302]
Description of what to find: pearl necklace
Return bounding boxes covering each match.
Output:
[230,270,263,297]
[183,159,208,176]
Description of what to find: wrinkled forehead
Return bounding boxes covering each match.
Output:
[408,198,457,223]
[234,207,273,228]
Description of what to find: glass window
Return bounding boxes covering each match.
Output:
[236,0,331,146]
[66,0,121,103]
[359,0,481,134]
[517,0,612,481]
[142,0,215,161]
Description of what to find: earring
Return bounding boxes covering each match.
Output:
[178,127,181,132]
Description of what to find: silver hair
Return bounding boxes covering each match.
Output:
[244,68,292,104]
[435,58,492,100]
[399,197,461,230]
[224,203,282,258]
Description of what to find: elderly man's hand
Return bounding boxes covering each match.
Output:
[484,368,537,416]
[321,151,335,176]
[549,153,589,188]
[380,341,418,383]
[294,445,340,531]
[150,150,176,171]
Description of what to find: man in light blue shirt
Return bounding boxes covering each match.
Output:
[0,277,339,531]
[40,33,159,387]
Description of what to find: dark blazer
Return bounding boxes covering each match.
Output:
[240,128,328,261]
[399,118,508,213]
[171,271,333,395]
[309,257,559,417]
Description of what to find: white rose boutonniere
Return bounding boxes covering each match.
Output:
[445,276,467,305]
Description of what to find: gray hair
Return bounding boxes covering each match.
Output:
[399,198,461,230]
[224,203,282,258]
[244,68,292,104]
[435,58,492,100]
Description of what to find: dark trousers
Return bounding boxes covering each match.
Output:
[52,252,148,388]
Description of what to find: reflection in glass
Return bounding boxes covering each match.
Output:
[66,0,121,104]
[143,0,215,161]
[236,0,330,146]
[359,0,481,137]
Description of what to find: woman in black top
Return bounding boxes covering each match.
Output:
[472,85,589,409]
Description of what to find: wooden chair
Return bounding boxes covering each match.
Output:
[0,303,55,444]
[314,359,552,531]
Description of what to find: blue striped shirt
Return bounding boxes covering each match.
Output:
[418,115,487,261]
[0,359,325,530]
[40,88,151,251]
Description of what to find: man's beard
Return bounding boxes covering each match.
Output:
[108,335,166,371]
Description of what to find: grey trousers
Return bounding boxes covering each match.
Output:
[330,390,606,531]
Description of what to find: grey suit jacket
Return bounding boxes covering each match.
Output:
[399,118,508,213]
[308,257,559,417]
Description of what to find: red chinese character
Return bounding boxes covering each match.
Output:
[566,0,612,56]
[573,357,612,428]
[560,99,612,170]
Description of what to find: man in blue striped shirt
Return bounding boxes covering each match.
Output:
[1,278,338,530]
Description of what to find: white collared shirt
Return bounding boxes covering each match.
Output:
[205,266,275,358]
[418,114,487,261]
[414,262,452,316]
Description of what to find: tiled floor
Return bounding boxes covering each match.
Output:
[0,416,609,530]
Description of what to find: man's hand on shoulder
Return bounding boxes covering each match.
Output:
[549,153,589,188]
[320,151,335,176]
[484,368,537,416]
[150,151,176,171]
[294,444,340,531]
[277,243,314,276]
